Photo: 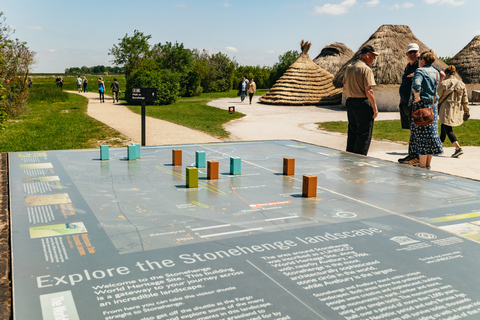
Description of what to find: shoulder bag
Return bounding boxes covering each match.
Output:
[412,71,438,127]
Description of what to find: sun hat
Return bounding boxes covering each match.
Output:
[406,43,420,52]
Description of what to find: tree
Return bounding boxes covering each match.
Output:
[151,41,198,96]
[108,30,151,76]
[234,65,273,89]
[268,50,300,87]
[439,56,451,64]
[0,12,36,119]
[126,59,180,105]
[199,50,236,92]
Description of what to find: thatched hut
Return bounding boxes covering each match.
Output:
[333,25,449,111]
[313,42,354,76]
[449,35,480,100]
[259,40,342,105]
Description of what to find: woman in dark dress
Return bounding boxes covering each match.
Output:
[408,50,443,169]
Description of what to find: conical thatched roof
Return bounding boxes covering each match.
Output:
[333,25,451,88]
[449,35,480,84]
[259,40,342,105]
[313,42,354,76]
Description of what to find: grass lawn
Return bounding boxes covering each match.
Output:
[1,76,265,151]
[318,119,480,147]
[0,85,130,152]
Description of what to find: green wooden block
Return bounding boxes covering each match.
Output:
[196,151,206,168]
[127,145,136,161]
[230,157,241,175]
[100,145,109,161]
[186,167,198,188]
[134,143,141,159]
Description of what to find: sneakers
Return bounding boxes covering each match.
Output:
[398,154,415,164]
[452,148,463,158]
[399,154,419,166]
[408,158,420,166]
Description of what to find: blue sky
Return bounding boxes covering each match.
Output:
[2,0,479,73]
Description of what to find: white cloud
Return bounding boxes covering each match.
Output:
[366,0,380,7]
[26,26,43,30]
[225,46,238,53]
[424,0,465,5]
[392,2,414,9]
[224,3,231,7]
[176,3,186,7]
[48,49,56,52]
[314,0,356,15]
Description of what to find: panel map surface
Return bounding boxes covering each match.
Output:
[9,140,480,319]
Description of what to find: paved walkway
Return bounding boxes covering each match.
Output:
[210,96,480,181]
[73,91,221,145]
[74,91,480,181]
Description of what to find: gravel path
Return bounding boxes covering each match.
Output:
[74,91,221,145]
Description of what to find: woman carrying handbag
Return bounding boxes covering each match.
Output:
[408,50,443,170]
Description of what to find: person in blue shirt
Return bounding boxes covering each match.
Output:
[408,49,444,169]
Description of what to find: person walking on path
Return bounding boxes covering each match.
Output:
[238,77,248,103]
[56,76,63,90]
[408,50,443,169]
[76,75,82,93]
[98,77,105,103]
[343,45,379,156]
[82,76,88,93]
[247,79,256,105]
[438,65,470,158]
[110,78,120,103]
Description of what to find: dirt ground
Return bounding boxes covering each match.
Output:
[0,153,10,319]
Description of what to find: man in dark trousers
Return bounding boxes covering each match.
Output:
[398,43,421,165]
[343,45,379,155]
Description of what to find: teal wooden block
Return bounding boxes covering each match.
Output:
[196,151,206,168]
[134,143,141,159]
[230,157,241,175]
[100,145,109,160]
[186,167,198,188]
[127,145,136,161]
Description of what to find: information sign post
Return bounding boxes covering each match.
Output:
[130,88,157,146]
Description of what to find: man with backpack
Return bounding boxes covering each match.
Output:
[110,78,120,103]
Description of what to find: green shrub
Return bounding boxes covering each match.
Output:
[0,108,7,130]
[126,60,180,105]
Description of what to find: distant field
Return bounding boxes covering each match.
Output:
[32,75,126,95]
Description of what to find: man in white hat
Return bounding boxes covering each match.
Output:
[398,43,421,165]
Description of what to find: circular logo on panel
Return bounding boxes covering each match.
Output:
[415,232,437,240]
[335,212,357,219]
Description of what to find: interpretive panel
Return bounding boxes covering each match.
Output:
[10,141,480,319]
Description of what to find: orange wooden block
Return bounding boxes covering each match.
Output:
[172,149,182,166]
[283,158,295,175]
[302,175,317,198]
[207,160,219,180]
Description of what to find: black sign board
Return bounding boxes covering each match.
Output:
[131,87,157,101]
[229,106,235,114]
